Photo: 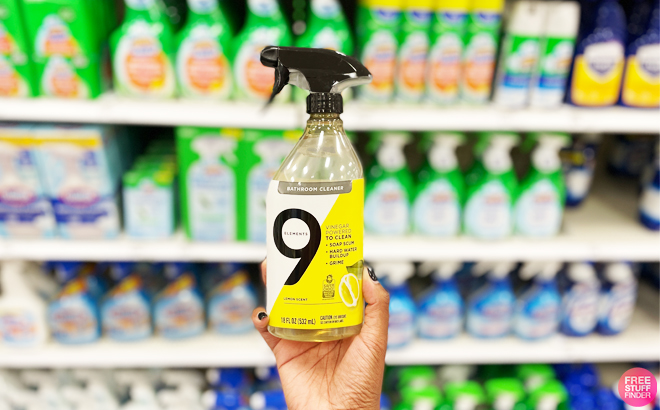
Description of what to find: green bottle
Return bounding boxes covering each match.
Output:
[412,132,465,237]
[395,386,443,410]
[526,379,569,410]
[0,0,35,97]
[364,132,415,235]
[111,0,177,98]
[515,133,570,237]
[294,0,353,101]
[516,364,556,392]
[463,132,519,240]
[395,0,432,103]
[357,0,402,102]
[485,378,526,410]
[21,0,105,98]
[397,366,437,390]
[444,381,486,410]
[232,0,292,102]
[175,0,233,99]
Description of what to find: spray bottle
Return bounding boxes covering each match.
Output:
[426,0,469,104]
[412,132,465,236]
[464,133,519,240]
[0,0,35,97]
[154,262,204,339]
[560,262,600,337]
[466,262,516,338]
[461,0,504,103]
[374,262,416,348]
[396,0,433,102]
[115,372,161,410]
[493,1,545,108]
[71,369,120,410]
[249,390,287,410]
[514,262,562,340]
[261,46,372,342]
[443,381,486,410]
[562,133,600,208]
[357,0,402,102]
[485,378,526,410]
[416,261,463,339]
[101,262,152,342]
[187,137,237,241]
[207,263,257,334]
[526,380,569,410]
[640,143,660,230]
[365,132,415,235]
[515,133,570,237]
[48,261,101,344]
[175,0,233,99]
[200,390,248,410]
[233,0,292,102]
[20,370,70,410]
[0,261,48,347]
[530,2,581,108]
[111,0,176,98]
[597,262,638,335]
[157,371,204,410]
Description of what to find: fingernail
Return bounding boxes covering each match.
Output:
[367,265,378,283]
[258,312,268,321]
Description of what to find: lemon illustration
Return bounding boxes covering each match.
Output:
[339,273,360,308]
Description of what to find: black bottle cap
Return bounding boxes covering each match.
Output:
[306,93,343,114]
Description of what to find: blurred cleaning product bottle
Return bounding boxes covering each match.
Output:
[0,0,35,97]
[357,0,402,102]
[155,262,204,339]
[250,390,287,410]
[365,132,415,235]
[620,0,659,108]
[260,46,372,342]
[530,2,581,108]
[567,0,627,107]
[461,0,504,103]
[206,367,250,392]
[101,262,152,342]
[467,262,516,339]
[201,390,248,410]
[0,261,48,347]
[444,381,486,410]
[426,0,469,104]
[464,133,519,240]
[562,133,600,208]
[397,386,443,410]
[526,380,569,410]
[516,363,555,392]
[515,132,570,237]
[207,263,257,334]
[597,262,637,335]
[111,0,176,98]
[233,0,292,102]
[375,262,416,348]
[485,378,526,410]
[48,262,100,344]
[639,143,660,230]
[294,0,354,101]
[493,1,545,108]
[395,0,432,102]
[560,262,600,337]
[175,0,233,99]
[412,132,465,237]
[514,262,562,340]
[416,261,463,339]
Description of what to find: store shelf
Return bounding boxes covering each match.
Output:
[1,299,656,368]
[0,95,658,133]
[0,176,657,262]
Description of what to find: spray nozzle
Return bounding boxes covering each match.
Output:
[519,262,562,281]
[418,261,462,280]
[472,262,515,279]
[603,262,635,283]
[260,46,372,112]
[566,262,598,284]
[372,262,415,287]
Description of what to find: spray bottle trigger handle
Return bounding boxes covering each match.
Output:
[266,62,290,107]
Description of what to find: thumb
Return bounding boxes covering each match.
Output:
[360,265,389,353]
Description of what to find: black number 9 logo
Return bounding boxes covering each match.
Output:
[273,209,321,286]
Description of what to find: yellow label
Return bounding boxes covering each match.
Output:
[621,45,660,108]
[266,179,364,330]
[570,42,624,106]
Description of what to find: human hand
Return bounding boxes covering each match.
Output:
[252,261,390,410]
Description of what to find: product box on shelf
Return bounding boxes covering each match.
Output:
[0,0,36,97]
[32,125,124,239]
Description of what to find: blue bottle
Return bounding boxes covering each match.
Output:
[640,146,660,230]
[206,368,251,392]
[562,133,600,208]
[201,390,249,410]
[596,386,624,410]
[207,263,257,334]
[380,393,392,410]
[376,262,416,349]
[250,390,287,410]
[598,262,638,335]
[154,262,205,339]
[101,262,152,342]
[417,262,464,340]
[570,391,597,410]
[466,262,516,339]
[255,366,281,391]
[559,263,600,337]
[47,262,101,344]
[514,262,562,340]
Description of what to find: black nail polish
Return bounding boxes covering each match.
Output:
[258,312,268,321]
[367,266,378,282]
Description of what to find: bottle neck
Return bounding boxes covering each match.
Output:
[305,113,344,134]
[124,0,164,22]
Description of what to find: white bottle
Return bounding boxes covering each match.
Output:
[560,262,600,336]
[493,1,546,108]
[187,137,237,241]
[0,261,48,347]
[20,370,70,410]
[72,370,120,410]
[530,2,580,108]
[597,262,638,335]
